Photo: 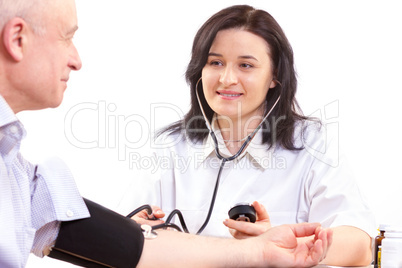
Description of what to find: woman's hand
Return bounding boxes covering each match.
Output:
[130,205,165,226]
[223,201,271,239]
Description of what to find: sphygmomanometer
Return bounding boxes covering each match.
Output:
[48,198,144,268]
[48,77,280,267]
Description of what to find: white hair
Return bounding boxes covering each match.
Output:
[0,0,52,35]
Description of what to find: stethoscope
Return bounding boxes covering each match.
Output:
[127,77,281,234]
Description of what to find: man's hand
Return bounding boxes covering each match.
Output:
[257,223,333,267]
[224,201,271,239]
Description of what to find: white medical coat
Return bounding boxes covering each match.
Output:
[122,120,376,238]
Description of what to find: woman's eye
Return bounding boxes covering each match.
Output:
[209,60,222,66]
[240,63,253,68]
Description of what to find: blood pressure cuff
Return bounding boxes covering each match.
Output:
[48,198,144,267]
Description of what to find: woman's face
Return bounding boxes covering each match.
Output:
[201,28,276,123]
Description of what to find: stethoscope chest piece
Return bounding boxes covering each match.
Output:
[228,203,256,223]
[141,224,158,239]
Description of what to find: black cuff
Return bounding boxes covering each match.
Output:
[48,198,144,267]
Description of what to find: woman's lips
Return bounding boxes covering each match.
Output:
[217,91,243,100]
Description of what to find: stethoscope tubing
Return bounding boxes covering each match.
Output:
[128,77,281,234]
[192,77,280,234]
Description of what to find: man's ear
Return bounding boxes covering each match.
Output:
[2,17,28,62]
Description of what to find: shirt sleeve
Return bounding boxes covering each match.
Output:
[30,157,90,257]
[31,221,60,257]
[307,155,377,236]
[303,124,377,237]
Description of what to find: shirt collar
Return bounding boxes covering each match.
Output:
[196,114,275,170]
[0,94,26,155]
[0,94,18,128]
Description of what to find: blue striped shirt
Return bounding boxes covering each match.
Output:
[0,95,90,267]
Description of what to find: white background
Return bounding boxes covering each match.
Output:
[25,0,401,266]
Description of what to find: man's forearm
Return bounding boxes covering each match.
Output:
[137,222,331,267]
[137,229,260,268]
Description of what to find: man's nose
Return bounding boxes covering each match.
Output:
[69,44,82,71]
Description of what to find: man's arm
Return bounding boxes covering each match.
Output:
[138,223,332,268]
[49,199,331,267]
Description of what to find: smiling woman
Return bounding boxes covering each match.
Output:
[201,29,276,153]
[123,4,375,266]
